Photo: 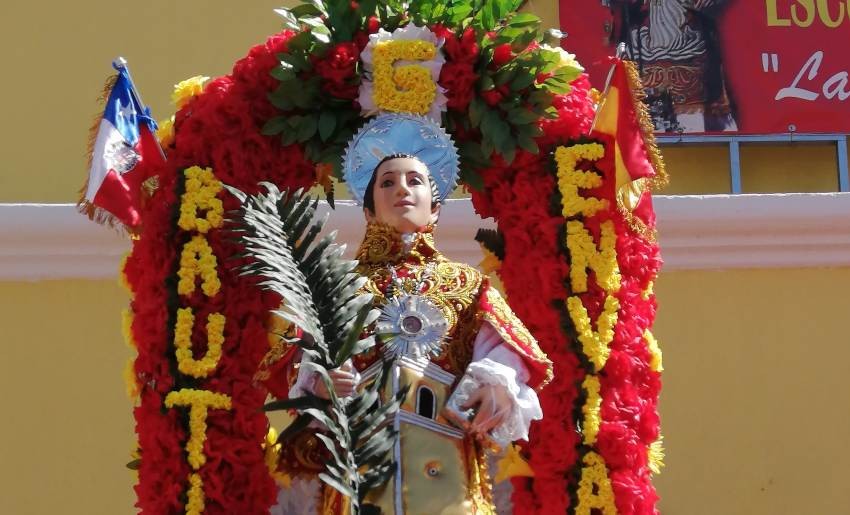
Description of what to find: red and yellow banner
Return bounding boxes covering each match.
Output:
[560,0,850,134]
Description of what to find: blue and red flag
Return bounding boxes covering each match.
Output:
[81,63,164,229]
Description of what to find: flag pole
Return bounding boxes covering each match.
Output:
[589,43,627,134]
[112,56,167,161]
[112,57,149,117]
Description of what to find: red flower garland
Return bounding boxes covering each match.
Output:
[433,24,480,111]
[313,41,361,100]
[467,76,600,514]
[127,31,316,514]
[548,134,662,514]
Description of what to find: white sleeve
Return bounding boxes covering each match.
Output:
[461,322,543,443]
[270,477,322,515]
[288,349,316,398]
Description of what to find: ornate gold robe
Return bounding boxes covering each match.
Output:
[276,223,552,515]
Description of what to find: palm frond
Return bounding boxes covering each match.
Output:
[475,227,506,260]
[227,184,405,514]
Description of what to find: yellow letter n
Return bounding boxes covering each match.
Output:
[566,220,621,294]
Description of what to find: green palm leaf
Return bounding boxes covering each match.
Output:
[227,184,405,514]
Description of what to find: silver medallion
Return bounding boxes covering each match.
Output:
[376,293,449,359]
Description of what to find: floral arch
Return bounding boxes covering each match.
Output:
[122,1,664,513]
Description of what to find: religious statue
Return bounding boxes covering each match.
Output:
[269,114,553,514]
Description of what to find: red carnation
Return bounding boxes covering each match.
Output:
[232,31,295,92]
[439,61,478,111]
[314,41,359,84]
[323,80,359,100]
[367,15,380,34]
[431,23,451,38]
[532,476,570,512]
[481,85,508,106]
[354,30,370,51]
[535,71,553,84]
[459,28,479,59]
[493,43,513,67]
[431,25,478,65]
[610,470,659,515]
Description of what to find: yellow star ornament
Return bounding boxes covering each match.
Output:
[495,444,535,483]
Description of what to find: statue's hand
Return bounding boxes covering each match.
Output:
[312,360,358,399]
[461,383,512,436]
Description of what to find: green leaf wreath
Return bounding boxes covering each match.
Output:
[263,0,583,190]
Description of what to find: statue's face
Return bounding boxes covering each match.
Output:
[367,157,439,233]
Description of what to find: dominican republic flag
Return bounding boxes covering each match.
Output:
[83,65,164,228]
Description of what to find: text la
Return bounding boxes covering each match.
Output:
[776,51,850,101]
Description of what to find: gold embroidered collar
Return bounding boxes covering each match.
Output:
[355,222,443,266]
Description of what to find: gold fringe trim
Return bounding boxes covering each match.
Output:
[614,60,669,242]
[252,313,297,387]
[615,188,658,243]
[622,60,668,191]
[466,441,497,514]
[84,74,118,171]
[142,175,160,197]
[76,199,132,233]
[251,341,292,386]
[648,434,665,475]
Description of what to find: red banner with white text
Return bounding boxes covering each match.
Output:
[560,0,850,134]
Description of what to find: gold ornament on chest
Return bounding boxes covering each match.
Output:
[365,260,482,361]
[375,262,450,359]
